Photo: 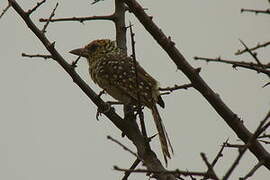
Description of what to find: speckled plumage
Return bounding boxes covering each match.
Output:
[70,39,173,163]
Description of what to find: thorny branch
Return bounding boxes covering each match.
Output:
[223,110,270,180]
[41,2,58,33]
[241,8,270,15]
[128,22,148,141]
[39,15,116,23]
[0,2,11,18]
[159,83,193,95]
[194,56,270,77]
[21,53,53,60]
[235,41,270,55]
[202,139,229,180]
[200,153,219,180]
[238,39,263,67]
[239,160,264,180]
[122,158,141,180]
[107,136,141,160]
[26,0,46,16]
[114,166,218,179]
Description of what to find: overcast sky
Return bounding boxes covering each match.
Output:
[0,0,270,179]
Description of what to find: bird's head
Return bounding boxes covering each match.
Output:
[69,39,117,59]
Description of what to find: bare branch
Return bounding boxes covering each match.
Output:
[235,41,270,55]
[211,140,228,167]
[224,142,247,149]
[114,166,218,179]
[26,0,46,16]
[200,153,220,180]
[0,2,11,19]
[21,53,53,60]
[39,14,115,23]
[223,111,270,180]
[194,56,270,77]
[239,39,263,67]
[41,2,58,33]
[239,160,264,180]
[91,0,105,5]
[159,83,193,93]
[263,82,270,88]
[122,158,141,180]
[241,8,270,15]
[107,135,141,160]
[202,140,228,180]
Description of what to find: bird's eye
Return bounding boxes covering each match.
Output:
[89,44,98,52]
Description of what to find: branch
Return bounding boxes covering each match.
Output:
[121,0,270,171]
[239,160,264,180]
[26,0,46,16]
[122,158,141,180]
[107,135,140,160]
[0,2,11,19]
[22,53,53,60]
[200,153,219,180]
[223,111,270,180]
[238,39,263,67]
[235,41,270,55]
[39,14,115,23]
[194,56,270,77]
[159,83,193,93]
[41,2,58,33]
[91,0,105,5]
[241,8,270,15]
[114,166,218,179]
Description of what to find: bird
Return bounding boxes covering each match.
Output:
[70,39,173,163]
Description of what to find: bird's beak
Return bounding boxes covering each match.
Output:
[69,48,88,57]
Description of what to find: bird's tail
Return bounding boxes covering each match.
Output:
[151,104,173,165]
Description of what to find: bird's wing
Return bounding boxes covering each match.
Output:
[97,54,156,107]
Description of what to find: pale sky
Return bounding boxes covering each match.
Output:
[0,0,270,179]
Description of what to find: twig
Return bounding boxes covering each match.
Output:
[263,82,270,88]
[194,56,270,77]
[202,140,228,180]
[222,145,247,180]
[159,83,193,93]
[91,0,105,5]
[258,139,270,144]
[21,53,53,60]
[258,133,270,139]
[239,39,263,67]
[39,14,115,23]
[107,135,141,160]
[71,56,81,68]
[114,166,218,179]
[255,111,270,137]
[0,2,11,19]
[128,22,148,142]
[26,0,46,16]
[224,142,247,149]
[241,8,270,15]
[42,2,58,33]
[223,111,270,180]
[122,158,141,180]
[235,41,270,55]
[211,139,228,167]
[239,160,264,180]
[200,153,219,180]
